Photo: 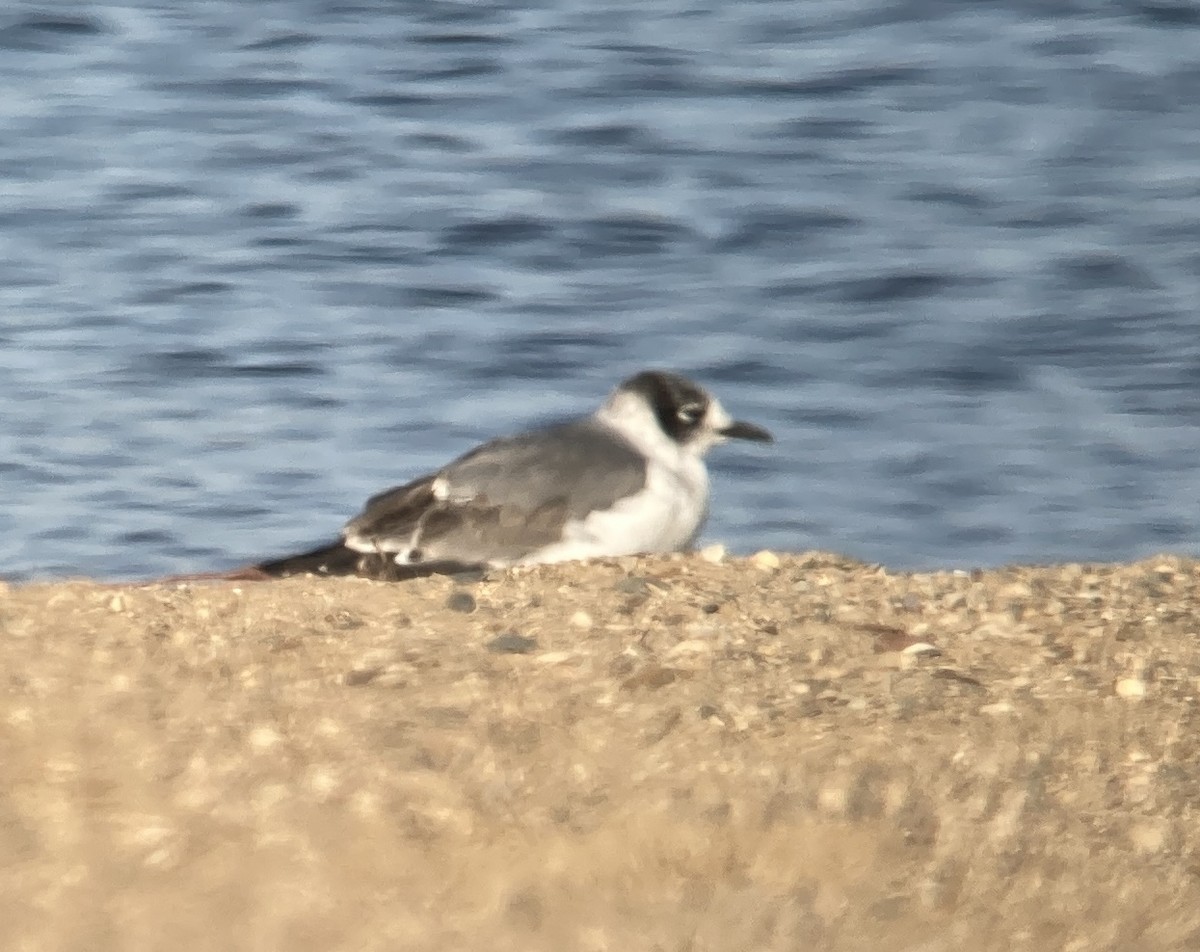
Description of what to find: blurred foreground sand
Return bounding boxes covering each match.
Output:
[3,551,1200,951]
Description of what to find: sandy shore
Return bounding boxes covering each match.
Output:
[3,550,1200,951]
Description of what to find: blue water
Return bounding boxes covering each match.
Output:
[4,1,1200,581]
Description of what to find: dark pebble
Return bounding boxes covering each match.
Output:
[446,591,477,613]
[325,610,364,630]
[615,576,651,596]
[487,633,537,654]
[621,665,683,691]
[931,668,986,690]
[344,667,382,686]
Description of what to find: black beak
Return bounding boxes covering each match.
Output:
[720,420,774,443]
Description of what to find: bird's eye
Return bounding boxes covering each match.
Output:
[677,403,703,424]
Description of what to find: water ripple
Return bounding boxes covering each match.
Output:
[4,0,1200,579]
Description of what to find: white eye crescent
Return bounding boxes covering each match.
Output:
[677,403,703,424]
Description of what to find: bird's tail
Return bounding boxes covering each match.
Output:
[128,541,486,585]
[137,540,360,584]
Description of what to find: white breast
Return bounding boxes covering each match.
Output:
[521,452,710,565]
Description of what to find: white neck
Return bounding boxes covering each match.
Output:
[594,390,691,461]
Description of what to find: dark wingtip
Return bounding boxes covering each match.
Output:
[254,540,362,577]
[254,541,487,582]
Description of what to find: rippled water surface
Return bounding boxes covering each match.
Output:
[4,1,1200,580]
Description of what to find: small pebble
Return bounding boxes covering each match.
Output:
[979,702,1014,716]
[247,725,282,750]
[615,576,651,596]
[446,591,477,614]
[569,610,593,629]
[108,594,127,613]
[699,544,726,564]
[869,625,924,653]
[487,633,537,654]
[818,786,848,816]
[534,651,575,666]
[750,550,781,571]
[667,638,714,657]
[621,666,682,691]
[307,765,339,799]
[932,669,985,689]
[1130,821,1168,855]
[344,667,382,686]
[326,610,363,630]
[1115,678,1147,699]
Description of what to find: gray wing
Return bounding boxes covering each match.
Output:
[343,419,647,564]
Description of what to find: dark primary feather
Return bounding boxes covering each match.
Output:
[253,539,482,580]
[346,419,647,563]
[256,540,363,576]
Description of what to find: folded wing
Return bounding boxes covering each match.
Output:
[344,419,647,565]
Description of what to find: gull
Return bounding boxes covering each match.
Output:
[254,369,772,579]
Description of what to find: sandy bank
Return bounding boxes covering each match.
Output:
[3,551,1199,951]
